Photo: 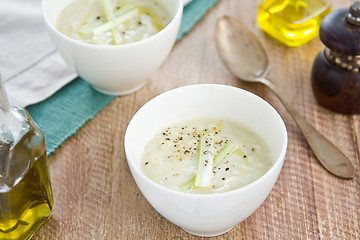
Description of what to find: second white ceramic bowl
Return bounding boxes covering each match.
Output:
[42,0,183,95]
[125,84,288,237]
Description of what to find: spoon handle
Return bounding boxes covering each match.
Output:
[259,78,355,179]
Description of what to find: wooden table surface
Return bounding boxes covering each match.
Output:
[35,0,360,239]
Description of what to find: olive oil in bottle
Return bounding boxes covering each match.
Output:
[257,0,331,47]
[0,76,54,240]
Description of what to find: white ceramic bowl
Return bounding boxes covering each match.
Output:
[125,84,288,237]
[41,0,182,95]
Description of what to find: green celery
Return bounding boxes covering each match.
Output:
[78,21,105,35]
[114,3,137,17]
[112,4,137,44]
[92,8,139,35]
[213,142,240,166]
[194,133,215,188]
[181,141,240,190]
[102,0,115,19]
[111,29,122,44]
[102,0,122,44]
[181,176,195,191]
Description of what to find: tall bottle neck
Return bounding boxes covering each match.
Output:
[0,74,25,144]
[0,75,10,113]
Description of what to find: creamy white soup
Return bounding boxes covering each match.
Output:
[56,0,172,45]
[141,118,273,194]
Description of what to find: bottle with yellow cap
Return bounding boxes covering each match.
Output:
[257,0,331,47]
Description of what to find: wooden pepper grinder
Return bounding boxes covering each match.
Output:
[311,1,360,114]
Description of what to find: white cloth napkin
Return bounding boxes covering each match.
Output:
[1,0,192,108]
[183,0,193,5]
[0,0,77,108]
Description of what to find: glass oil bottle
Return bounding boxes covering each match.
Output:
[0,76,54,240]
[257,0,331,47]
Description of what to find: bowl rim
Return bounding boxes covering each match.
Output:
[41,0,183,49]
[124,84,288,198]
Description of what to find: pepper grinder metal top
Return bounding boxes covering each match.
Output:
[346,1,360,25]
[311,1,360,114]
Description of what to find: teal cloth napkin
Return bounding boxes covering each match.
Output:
[27,0,219,156]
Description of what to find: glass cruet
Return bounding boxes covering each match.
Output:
[0,74,54,240]
[257,0,331,47]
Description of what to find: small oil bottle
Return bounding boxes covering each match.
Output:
[0,76,54,239]
[257,0,331,47]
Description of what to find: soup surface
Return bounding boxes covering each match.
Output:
[141,118,273,194]
[56,0,171,45]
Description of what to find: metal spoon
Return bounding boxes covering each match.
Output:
[215,15,355,179]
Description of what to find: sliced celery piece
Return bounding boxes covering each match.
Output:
[102,0,122,44]
[78,2,137,43]
[114,3,137,17]
[79,21,105,35]
[112,4,137,44]
[180,141,240,190]
[213,142,240,166]
[194,133,214,188]
[78,10,95,34]
[181,176,195,191]
[92,8,139,35]
[79,0,131,39]
[102,0,114,20]
[111,28,122,44]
